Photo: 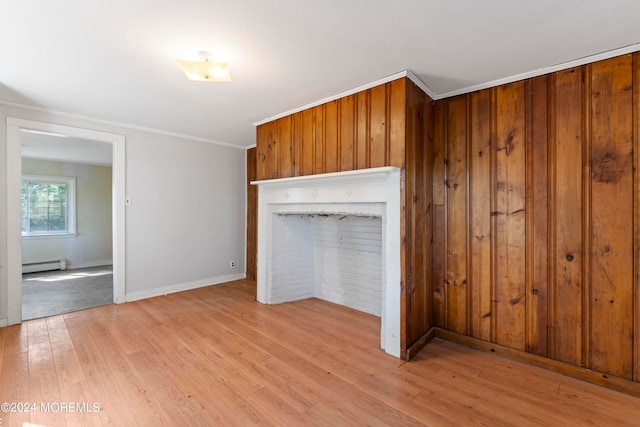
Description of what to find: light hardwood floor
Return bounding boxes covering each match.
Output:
[1,279,639,426]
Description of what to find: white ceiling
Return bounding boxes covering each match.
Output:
[2,0,640,149]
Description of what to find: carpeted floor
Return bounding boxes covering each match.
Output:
[22,265,113,320]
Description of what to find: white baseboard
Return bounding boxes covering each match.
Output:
[0,318,8,327]
[67,260,113,270]
[124,273,246,303]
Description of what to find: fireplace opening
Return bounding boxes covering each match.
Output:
[270,213,383,316]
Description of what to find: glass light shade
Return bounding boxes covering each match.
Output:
[177,59,231,82]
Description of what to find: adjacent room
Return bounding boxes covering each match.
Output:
[2,1,640,425]
[20,130,114,320]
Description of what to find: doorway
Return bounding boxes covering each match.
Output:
[5,118,126,325]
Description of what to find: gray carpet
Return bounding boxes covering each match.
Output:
[22,266,113,321]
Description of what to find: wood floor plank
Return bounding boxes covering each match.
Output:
[118,350,204,426]
[52,348,86,389]
[81,317,134,374]
[198,309,301,362]
[3,324,28,355]
[213,382,276,427]
[27,318,50,348]
[285,355,424,426]
[66,320,112,380]
[248,386,317,426]
[250,356,320,412]
[1,278,640,426]
[85,372,139,426]
[167,325,265,395]
[48,325,75,353]
[28,340,66,427]
[0,351,30,427]
[58,381,103,427]
[109,367,174,426]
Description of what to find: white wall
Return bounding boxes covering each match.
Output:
[21,158,113,269]
[124,130,246,299]
[0,103,247,324]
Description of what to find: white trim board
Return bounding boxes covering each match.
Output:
[66,260,114,270]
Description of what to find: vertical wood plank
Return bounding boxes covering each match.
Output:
[582,64,592,370]
[324,100,339,173]
[278,116,293,178]
[552,67,583,365]
[301,108,315,176]
[256,124,267,181]
[356,91,370,169]
[446,96,468,334]
[589,55,634,378]
[433,100,447,328]
[422,89,435,337]
[494,81,526,350]
[264,120,279,179]
[634,52,640,383]
[246,148,257,281]
[292,112,303,177]
[490,87,498,344]
[525,75,550,356]
[339,95,356,172]
[404,84,417,346]
[370,84,387,167]
[400,161,409,355]
[314,105,325,174]
[389,78,407,168]
[547,73,558,359]
[469,89,492,341]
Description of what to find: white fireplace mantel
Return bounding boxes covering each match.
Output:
[251,167,402,357]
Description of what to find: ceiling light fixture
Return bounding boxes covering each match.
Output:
[177,50,231,82]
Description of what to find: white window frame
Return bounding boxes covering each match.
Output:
[21,174,77,238]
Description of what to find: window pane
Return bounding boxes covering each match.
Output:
[21,183,28,232]
[22,181,68,233]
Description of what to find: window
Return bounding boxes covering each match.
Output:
[21,174,76,237]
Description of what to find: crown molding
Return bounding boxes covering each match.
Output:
[434,43,640,100]
[253,71,414,126]
[0,100,245,150]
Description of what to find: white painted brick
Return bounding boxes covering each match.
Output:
[269,213,382,317]
[269,214,314,303]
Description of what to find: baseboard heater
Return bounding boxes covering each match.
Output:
[22,259,67,274]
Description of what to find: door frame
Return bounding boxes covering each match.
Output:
[5,118,126,324]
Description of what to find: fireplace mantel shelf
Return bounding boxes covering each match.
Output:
[251,166,401,187]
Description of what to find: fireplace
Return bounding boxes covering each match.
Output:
[252,167,401,357]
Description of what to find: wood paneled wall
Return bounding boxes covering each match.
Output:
[404,81,434,348]
[255,79,408,180]
[246,147,257,281]
[433,53,640,381]
[254,77,434,356]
